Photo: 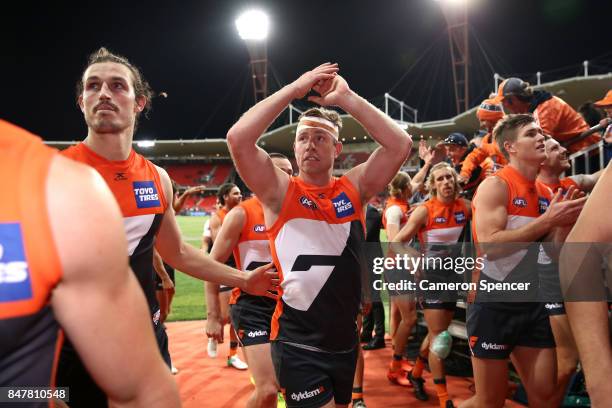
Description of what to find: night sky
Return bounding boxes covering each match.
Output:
[4,0,611,142]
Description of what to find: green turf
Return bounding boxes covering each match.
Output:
[167,215,209,322]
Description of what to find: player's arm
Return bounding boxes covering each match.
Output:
[474,176,586,258]
[209,213,222,243]
[154,167,278,295]
[48,155,180,408]
[227,63,339,210]
[201,219,212,252]
[205,207,245,342]
[173,185,204,213]
[384,206,403,242]
[473,177,558,259]
[392,205,428,245]
[570,169,604,193]
[314,77,413,202]
[152,248,173,290]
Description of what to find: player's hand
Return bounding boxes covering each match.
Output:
[544,187,587,227]
[186,186,205,195]
[206,316,224,343]
[308,74,352,107]
[291,63,339,99]
[244,263,280,296]
[162,277,175,290]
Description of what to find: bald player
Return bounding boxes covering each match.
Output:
[0,120,180,407]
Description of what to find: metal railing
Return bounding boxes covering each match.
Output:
[384,93,418,125]
[568,140,605,176]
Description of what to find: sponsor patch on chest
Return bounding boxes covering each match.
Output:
[133,181,161,208]
[331,192,355,218]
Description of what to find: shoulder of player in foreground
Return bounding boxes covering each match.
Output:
[473,175,507,205]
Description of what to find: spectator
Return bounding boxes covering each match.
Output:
[459,98,507,185]
[491,77,597,154]
[593,89,612,166]
[441,133,488,198]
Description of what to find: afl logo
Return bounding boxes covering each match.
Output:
[513,197,528,208]
[434,216,447,224]
[253,224,266,233]
[299,196,317,210]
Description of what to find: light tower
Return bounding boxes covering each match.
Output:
[435,0,470,114]
[235,10,269,103]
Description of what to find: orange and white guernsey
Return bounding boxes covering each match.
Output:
[0,120,63,392]
[229,198,275,311]
[268,176,365,352]
[472,165,552,283]
[537,177,579,196]
[61,143,168,321]
[418,197,469,248]
[381,197,410,230]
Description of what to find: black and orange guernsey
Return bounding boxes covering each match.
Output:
[0,121,63,401]
[61,143,168,322]
[229,197,274,308]
[268,176,365,352]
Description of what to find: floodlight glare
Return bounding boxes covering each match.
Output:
[236,10,269,40]
[137,140,155,148]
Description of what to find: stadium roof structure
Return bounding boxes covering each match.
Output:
[47,73,612,160]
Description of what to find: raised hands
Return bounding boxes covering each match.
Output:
[544,185,587,227]
[291,63,339,100]
[308,73,352,107]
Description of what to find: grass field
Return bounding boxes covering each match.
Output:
[167,216,209,322]
[169,215,391,324]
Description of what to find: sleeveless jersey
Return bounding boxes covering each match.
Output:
[418,197,469,247]
[0,121,63,398]
[537,177,579,196]
[382,197,410,230]
[61,143,168,321]
[268,176,365,352]
[472,166,551,301]
[229,198,276,312]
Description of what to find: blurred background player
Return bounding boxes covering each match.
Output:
[393,162,471,408]
[206,182,247,368]
[382,172,418,386]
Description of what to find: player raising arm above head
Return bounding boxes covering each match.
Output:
[227,63,412,218]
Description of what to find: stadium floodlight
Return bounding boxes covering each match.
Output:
[432,0,468,5]
[137,140,155,148]
[235,10,269,41]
